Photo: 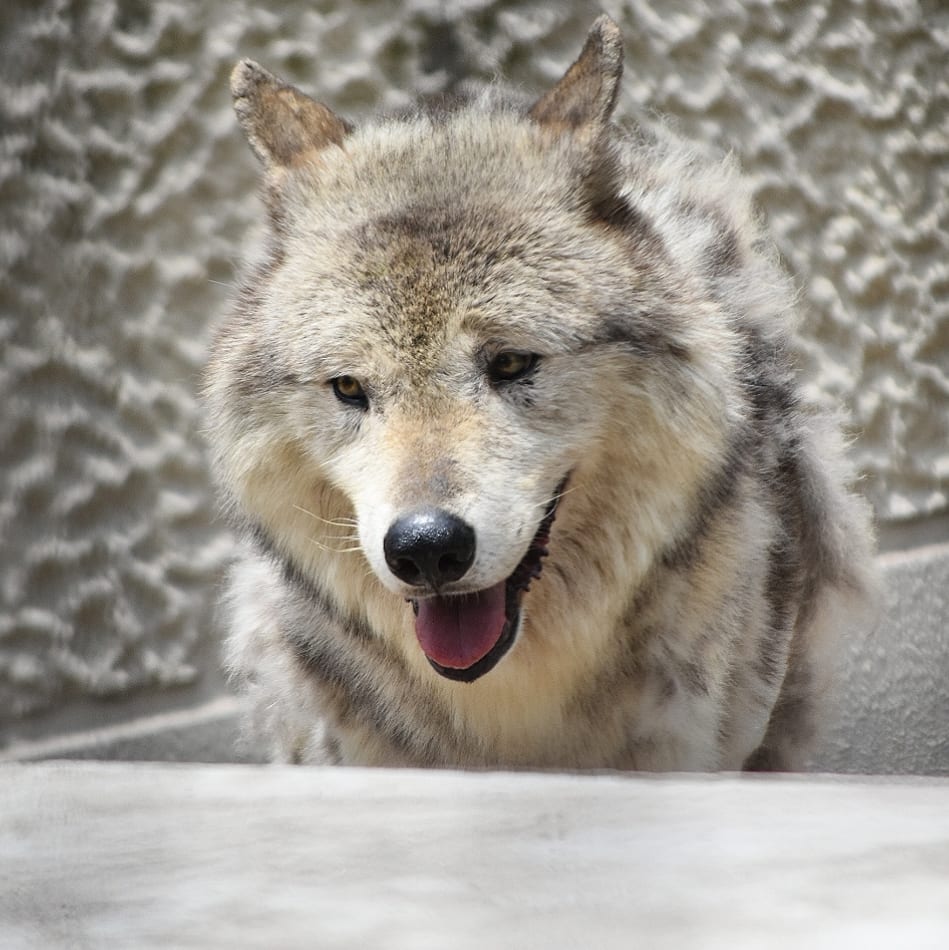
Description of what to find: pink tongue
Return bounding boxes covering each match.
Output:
[415,581,508,670]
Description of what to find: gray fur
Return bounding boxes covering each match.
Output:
[205,17,877,771]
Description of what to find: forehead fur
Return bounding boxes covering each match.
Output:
[282,106,600,241]
[262,106,646,359]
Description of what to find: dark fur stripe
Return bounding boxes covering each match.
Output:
[757,533,801,685]
[249,522,375,643]
[249,521,458,763]
[660,426,753,572]
[589,309,691,362]
[586,163,669,265]
[285,626,423,760]
[706,225,741,276]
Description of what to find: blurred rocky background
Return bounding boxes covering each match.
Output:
[1,0,946,770]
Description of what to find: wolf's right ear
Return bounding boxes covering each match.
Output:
[529,15,623,132]
[230,60,352,171]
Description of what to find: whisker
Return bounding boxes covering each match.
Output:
[293,504,358,528]
[307,537,363,555]
[537,481,582,509]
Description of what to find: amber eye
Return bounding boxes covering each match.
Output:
[331,375,368,407]
[488,351,538,383]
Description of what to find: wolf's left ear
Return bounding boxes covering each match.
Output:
[230,60,352,171]
[529,15,623,132]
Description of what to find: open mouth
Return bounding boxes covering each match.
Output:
[411,478,566,683]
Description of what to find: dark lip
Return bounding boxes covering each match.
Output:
[415,475,569,683]
[427,614,519,683]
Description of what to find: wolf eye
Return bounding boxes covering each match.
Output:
[331,375,368,408]
[488,351,538,383]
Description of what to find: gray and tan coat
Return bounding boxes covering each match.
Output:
[205,17,876,771]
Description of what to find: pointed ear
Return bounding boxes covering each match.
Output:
[230,60,352,170]
[529,15,624,132]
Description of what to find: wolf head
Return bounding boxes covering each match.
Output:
[207,17,753,685]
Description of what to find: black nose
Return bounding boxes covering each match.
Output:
[383,509,476,588]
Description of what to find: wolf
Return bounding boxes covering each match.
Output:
[205,16,876,771]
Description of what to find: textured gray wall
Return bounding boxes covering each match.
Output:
[1,1,946,754]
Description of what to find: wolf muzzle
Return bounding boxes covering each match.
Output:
[382,485,565,684]
[383,507,511,678]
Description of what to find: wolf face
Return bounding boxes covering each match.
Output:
[261,180,605,680]
[207,17,875,769]
[209,20,736,683]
